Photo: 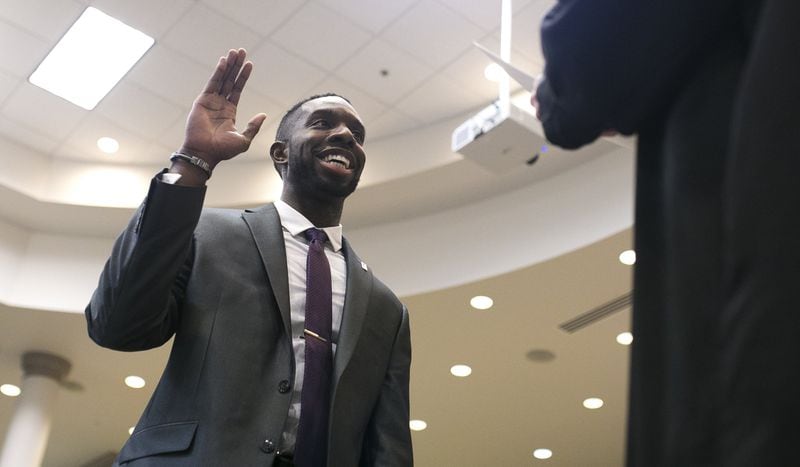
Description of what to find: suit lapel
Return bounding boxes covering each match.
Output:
[242,204,292,337]
[334,238,371,385]
[241,209,369,384]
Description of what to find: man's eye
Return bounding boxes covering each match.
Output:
[353,131,365,143]
[311,119,329,128]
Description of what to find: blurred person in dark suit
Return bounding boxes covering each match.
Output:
[533,1,800,466]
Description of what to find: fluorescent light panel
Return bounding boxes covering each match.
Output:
[29,7,154,110]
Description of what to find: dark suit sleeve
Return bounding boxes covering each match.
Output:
[537,0,735,149]
[361,306,413,466]
[85,176,206,351]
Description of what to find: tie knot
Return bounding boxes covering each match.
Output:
[304,228,328,245]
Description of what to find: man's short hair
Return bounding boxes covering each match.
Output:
[274,92,351,143]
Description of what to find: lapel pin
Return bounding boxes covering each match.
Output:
[361,261,368,271]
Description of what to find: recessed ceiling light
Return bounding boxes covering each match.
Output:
[97,136,120,154]
[618,249,636,265]
[29,7,154,110]
[616,332,633,346]
[409,420,427,431]
[583,397,604,409]
[1,384,21,397]
[124,375,146,389]
[533,448,553,460]
[128,426,135,435]
[470,295,493,310]
[484,63,506,82]
[450,364,472,378]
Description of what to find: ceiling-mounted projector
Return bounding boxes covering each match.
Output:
[451,99,547,174]
[452,0,547,174]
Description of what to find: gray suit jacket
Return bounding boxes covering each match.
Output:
[86,177,412,466]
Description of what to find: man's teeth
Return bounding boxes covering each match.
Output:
[323,154,350,168]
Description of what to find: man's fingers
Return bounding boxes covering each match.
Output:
[220,49,246,97]
[217,49,238,94]
[242,113,268,142]
[228,62,253,106]
[202,56,227,94]
[201,49,250,99]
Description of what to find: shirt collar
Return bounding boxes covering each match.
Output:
[273,200,343,252]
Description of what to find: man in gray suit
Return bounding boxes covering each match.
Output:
[86,48,412,466]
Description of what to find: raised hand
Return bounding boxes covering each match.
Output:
[178,48,267,173]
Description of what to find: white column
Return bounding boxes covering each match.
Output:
[0,351,71,467]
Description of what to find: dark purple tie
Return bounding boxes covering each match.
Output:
[294,228,332,467]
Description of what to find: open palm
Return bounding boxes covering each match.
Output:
[180,49,267,169]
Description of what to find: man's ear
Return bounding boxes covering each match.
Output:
[270,141,288,165]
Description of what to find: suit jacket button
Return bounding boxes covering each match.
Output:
[278,379,291,393]
[261,439,276,454]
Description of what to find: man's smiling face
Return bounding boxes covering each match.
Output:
[282,95,366,201]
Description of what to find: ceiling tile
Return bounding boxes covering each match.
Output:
[509,0,553,65]
[0,0,85,41]
[90,0,194,38]
[201,0,305,38]
[316,0,418,34]
[437,0,500,32]
[96,81,184,141]
[161,3,262,66]
[55,114,155,164]
[0,21,51,78]
[307,76,388,124]
[0,70,18,106]
[1,82,88,141]
[271,2,372,71]
[235,88,284,131]
[334,38,433,105]
[365,109,422,141]
[439,38,535,102]
[513,0,537,12]
[380,0,485,69]
[394,74,480,125]
[0,114,60,156]
[246,40,328,107]
[438,0,535,32]
[475,34,543,83]
[126,44,210,107]
[439,48,505,99]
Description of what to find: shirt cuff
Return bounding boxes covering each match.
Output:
[158,171,182,185]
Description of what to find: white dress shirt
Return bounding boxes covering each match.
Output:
[273,200,347,454]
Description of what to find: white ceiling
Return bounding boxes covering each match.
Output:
[0,0,547,167]
[0,1,636,466]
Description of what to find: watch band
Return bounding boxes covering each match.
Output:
[170,151,212,177]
